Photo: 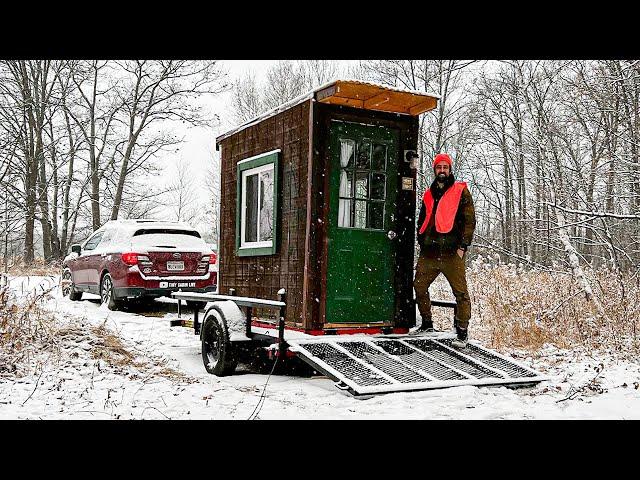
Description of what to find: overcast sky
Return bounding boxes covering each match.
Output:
[153,61,277,230]
[161,60,275,180]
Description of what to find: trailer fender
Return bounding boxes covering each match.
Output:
[203,300,249,342]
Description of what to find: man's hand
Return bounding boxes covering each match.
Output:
[457,248,465,259]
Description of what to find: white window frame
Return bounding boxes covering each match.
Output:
[239,162,275,250]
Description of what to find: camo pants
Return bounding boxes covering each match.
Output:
[413,252,471,329]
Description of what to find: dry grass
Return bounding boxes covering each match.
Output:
[429,258,640,358]
[88,322,194,383]
[0,284,194,384]
[0,285,59,377]
[1,259,61,277]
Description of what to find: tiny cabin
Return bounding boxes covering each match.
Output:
[215,80,439,334]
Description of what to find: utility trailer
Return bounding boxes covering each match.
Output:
[169,80,548,395]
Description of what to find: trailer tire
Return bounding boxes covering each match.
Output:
[201,307,237,376]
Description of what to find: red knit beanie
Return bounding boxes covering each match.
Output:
[433,153,453,170]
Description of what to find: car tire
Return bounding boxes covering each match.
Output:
[100,273,121,311]
[62,268,82,301]
[201,308,237,376]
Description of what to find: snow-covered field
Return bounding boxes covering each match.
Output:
[1,275,639,419]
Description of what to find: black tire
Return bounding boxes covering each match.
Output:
[100,273,121,311]
[201,308,237,376]
[186,300,207,310]
[62,269,82,301]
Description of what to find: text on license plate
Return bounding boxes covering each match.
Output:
[166,261,184,271]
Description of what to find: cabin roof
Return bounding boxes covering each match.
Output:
[215,79,440,146]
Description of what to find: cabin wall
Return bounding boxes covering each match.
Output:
[218,101,311,325]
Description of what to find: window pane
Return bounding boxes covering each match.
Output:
[354,200,367,229]
[338,199,352,227]
[372,144,387,171]
[84,233,103,251]
[356,140,371,169]
[368,202,385,230]
[371,173,386,200]
[259,169,274,242]
[342,170,354,199]
[245,173,258,243]
[340,139,355,168]
[101,229,113,246]
[355,171,368,199]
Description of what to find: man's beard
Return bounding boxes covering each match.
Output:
[437,173,448,181]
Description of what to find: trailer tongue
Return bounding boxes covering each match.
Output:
[287,334,547,396]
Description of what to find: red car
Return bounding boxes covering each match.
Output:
[61,220,217,310]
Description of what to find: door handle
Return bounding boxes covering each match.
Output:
[387,230,397,240]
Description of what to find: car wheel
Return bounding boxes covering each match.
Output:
[201,308,237,376]
[62,269,82,301]
[100,273,120,311]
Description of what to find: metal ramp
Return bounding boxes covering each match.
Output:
[287,333,548,395]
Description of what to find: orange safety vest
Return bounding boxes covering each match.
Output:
[419,182,468,235]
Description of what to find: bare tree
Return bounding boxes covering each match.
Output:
[109,60,227,222]
[167,157,201,225]
[229,60,343,125]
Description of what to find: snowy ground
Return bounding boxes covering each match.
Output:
[1,275,639,419]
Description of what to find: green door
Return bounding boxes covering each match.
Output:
[326,120,399,324]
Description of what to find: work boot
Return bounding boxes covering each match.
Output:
[417,318,434,332]
[451,326,468,349]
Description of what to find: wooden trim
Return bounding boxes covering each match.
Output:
[315,85,337,102]
[318,112,331,328]
[235,151,280,257]
[363,92,391,109]
[320,97,364,109]
[409,98,438,115]
[302,99,314,329]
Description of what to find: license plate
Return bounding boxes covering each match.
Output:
[166,261,184,271]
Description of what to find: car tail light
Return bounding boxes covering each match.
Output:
[210,252,217,264]
[121,252,139,265]
[122,252,150,266]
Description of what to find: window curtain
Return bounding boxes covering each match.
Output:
[338,141,354,227]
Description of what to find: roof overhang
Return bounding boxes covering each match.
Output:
[314,80,438,116]
[215,80,440,148]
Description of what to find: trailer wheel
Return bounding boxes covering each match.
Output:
[201,308,237,376]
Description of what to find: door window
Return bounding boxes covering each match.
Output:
[338,138,389,230]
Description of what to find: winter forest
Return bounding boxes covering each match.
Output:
[1,59,640,419]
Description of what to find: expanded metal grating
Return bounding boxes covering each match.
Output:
[373,340,467,381]
[302,342,391,387]
[404,339,501,379]
[339,342,431,384]
[437,339,538,379]
[287,333,548,395]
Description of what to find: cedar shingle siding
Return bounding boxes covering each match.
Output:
[219,101,310,325]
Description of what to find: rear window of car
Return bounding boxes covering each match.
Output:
[130,229,207,249]
[133,229,201,238]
